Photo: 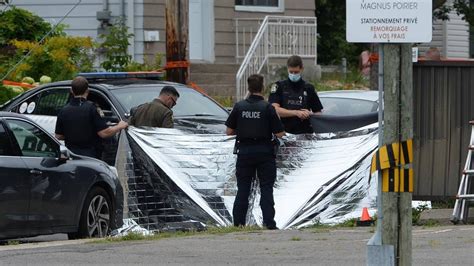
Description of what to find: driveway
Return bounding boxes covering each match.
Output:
[0,225,473,265]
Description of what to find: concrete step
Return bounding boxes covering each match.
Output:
[196,83,236,97]
[190,63,240,73]
[189,72,236,85]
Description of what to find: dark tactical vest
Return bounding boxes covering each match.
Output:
[235,98,273,155]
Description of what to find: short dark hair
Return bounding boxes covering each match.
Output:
[160,86,180,98]
[247,74,264,93]
[287,55,303,68]
[71,76,89,95]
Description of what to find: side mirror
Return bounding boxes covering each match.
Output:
[226,107,232,112]
[59,145,70,162]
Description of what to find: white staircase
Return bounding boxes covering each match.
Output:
[235,16,318,100]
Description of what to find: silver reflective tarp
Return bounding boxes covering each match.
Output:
[123,124,379,229]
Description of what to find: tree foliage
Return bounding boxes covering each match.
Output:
[434,0,474,26]
[99,18,134,72]
[0,7,94,82]
[6,36,95,82]
[316,0,368,66]
[0,7,52,46]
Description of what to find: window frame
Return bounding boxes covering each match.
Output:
[0,120,16,156]
[235,0,285,13]
[5,118,60,158]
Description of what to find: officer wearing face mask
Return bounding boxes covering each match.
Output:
[226,74,285,230]
[268,55,323,134]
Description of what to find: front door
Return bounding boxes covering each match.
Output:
[5,118,75,230]
[0,122,31,238]
[189,0,214,62]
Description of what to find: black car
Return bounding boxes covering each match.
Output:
[0,73,229,165]
[0,112,123,240]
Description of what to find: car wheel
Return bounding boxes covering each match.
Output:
[70,187,112,239]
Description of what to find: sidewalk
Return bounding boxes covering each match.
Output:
[419,208,474,225]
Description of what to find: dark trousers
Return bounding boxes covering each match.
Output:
[233,154,276,228]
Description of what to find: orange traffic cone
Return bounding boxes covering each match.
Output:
[356,207,374,226]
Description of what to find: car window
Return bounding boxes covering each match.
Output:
[88,90,119,121]
[0,123,14,156]
[15,88,70,116]
[33,88,71,116]
[112,86,229,117]
[6,119,59,158]
[320,97,377,116]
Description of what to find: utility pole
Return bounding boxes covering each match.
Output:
[382,44,413,266]
[165,0,188,84]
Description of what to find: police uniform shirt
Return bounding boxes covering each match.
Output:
[225,95,284,155]
[55,97,108,157]
[129,99,173,128]
[268,78,323,134]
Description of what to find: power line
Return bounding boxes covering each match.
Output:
[1,0,82,81]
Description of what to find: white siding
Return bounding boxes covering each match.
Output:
[418,20,445,57]
[418,3,470,59]
[11,0,145,63]
[445,11,469,58]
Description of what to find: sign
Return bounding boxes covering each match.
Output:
[346,0,432,43]
[412,47,418,62]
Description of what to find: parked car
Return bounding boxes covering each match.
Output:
[318,90,379,116]
[0,112,123,240]
[0,73,230,165]
[310,90,379,133]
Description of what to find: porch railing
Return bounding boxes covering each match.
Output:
[235,16,317,100]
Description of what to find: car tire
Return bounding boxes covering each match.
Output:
[68,186,112,239]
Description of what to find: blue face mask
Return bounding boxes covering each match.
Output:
[288,72,301,82]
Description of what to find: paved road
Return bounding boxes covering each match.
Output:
[0,225,473,265]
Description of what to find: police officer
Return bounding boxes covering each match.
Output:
[55,76,128,159]
[225,74,285,230]
[269,55,323,134]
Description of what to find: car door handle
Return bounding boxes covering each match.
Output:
[30,169,43,175]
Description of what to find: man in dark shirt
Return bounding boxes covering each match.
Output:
[129,86,179,128]
[55,76,128,159]
[268,55,324,134]
[226,74,285,230]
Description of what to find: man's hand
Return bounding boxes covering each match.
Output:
[117,120,128,130]
[294,109,312,120]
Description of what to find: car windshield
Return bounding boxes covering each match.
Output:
[111,86,229,117]
[320,97,377,116]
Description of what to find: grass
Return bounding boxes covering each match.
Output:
[90,225,264,244]
[290,236,301,241]
[313,69,370,92]
[0,240,20,246]
[412,203,430,225]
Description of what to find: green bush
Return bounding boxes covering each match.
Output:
[0,85,23,105]
[0,7,52,46]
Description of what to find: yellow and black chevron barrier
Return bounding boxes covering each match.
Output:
[370,139,413,192]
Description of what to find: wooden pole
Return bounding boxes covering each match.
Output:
[382,43,413,266]
[165,0,189,84]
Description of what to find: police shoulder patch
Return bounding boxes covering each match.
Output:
[270,83,278,93]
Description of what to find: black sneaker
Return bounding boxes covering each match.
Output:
[265,225,279,230]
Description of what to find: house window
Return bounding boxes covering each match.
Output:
[235,0,284,12]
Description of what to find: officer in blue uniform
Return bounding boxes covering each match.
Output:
[269,55,323,134]
[225,74,285,229]
[55,76,128,159]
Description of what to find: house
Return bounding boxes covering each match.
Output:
[9,0,317,99]
[418,6,471,59]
